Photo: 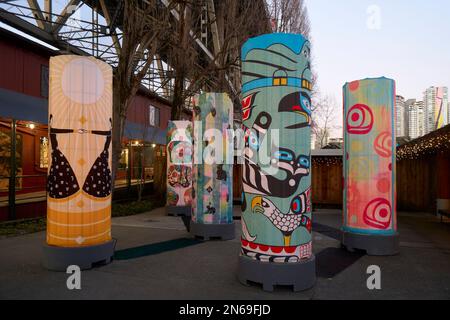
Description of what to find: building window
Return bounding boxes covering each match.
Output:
[149,105,160,127]
[41,65,49,98]
[0,130,23,191]
[119,148,129,170]
[131,145,156,182]
[39,136,49,169]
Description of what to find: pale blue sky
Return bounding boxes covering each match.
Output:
[306,0,450,102]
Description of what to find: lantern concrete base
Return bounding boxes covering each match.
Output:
[238,255,316,292]
[190,221,235,241]
[342,231,399,256]
[167,206,191,217]
[42,240,116,271]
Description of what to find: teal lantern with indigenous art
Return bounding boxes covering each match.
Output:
[238,33,316,292]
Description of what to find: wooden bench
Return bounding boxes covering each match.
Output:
[438,210,450,223]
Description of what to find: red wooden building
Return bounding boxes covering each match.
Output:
[0,27,173,221]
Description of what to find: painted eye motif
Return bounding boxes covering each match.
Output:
[291,198,302,214]
[248,132,259,149]
[299,156,310,168]
[262,201,270,208]
[303,49,310,59]
[274,150,293,161]
[301,92,312,112]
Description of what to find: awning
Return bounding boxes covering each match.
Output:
[124,122,167,145]
[0,88,48,123]
[0,87,167,145]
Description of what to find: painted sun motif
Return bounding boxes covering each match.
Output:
[49,55,112,132]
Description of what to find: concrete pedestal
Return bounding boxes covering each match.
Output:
[167,206,191,217]
[342,231,399,256]
[42,240,116,271]
[190,221,235,241]
[238,255,316,292]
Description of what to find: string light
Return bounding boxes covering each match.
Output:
[397,125,450,160]
[312,156,342,167]
[313,125,450,163]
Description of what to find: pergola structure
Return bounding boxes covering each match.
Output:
[0,0,270,113]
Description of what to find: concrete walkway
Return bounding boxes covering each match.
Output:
[0,207,449,300]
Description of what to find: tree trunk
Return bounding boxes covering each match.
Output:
[152,146,167,204]
[171,71,185,120]
[111,78,131,194]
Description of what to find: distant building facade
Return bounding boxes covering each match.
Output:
[395,95,407,137]
[424,86,448,134]
[408,100,425,139]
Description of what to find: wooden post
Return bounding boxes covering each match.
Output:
[436,152,450,213]
[8,119,17,221]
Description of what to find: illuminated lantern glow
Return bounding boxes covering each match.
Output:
[238,33,316,292]
[43,55,115,271]
[190,93,235,240]
[342,77,399,256]
[166,121,193,216]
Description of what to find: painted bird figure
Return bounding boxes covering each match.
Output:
[251,195,311,247]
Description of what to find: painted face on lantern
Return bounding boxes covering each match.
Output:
[241,39,312,130]
[243,131,311,199]
[241,34,313,262]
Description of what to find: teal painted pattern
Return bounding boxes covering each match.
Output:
[191,93,234,225]
[240,33,313,263]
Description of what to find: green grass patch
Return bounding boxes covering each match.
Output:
[0,217,47,238]
[112,199,163,217]
[0,198,165,238]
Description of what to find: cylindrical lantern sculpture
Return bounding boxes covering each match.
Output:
[342,77,399,255]
[191,93,235,240]
[166,121,193,216]
[238,34,316,292]
[43,55,115,271]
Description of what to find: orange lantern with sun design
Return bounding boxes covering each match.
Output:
[43,55,115,270]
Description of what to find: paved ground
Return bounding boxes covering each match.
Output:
[0,207,449,300]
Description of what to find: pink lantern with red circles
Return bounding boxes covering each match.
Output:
[342,77,399,256]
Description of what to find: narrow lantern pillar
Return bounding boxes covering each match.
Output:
[342,77,399,256]
[43,55,115,271]
[191,93,235,240]
[166,121,193,216]
[238,33,316,292]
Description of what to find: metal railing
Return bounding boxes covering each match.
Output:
[1,119,160,221]
[0,174,47,220]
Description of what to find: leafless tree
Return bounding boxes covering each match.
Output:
[266,0,311,37]
[167,0,270,120]
[311,94,340,149]
[265,0,318,99]
[111,0,171,186]
[111,0,269,200]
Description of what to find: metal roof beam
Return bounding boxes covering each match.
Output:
[26,0,48,31]
[52,0,82,34]
[99,0,121,56]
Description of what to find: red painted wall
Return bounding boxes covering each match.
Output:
[0,34,173,221]
[0,35,172,130]
[0,37,49,98]
[126,94,171,130]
